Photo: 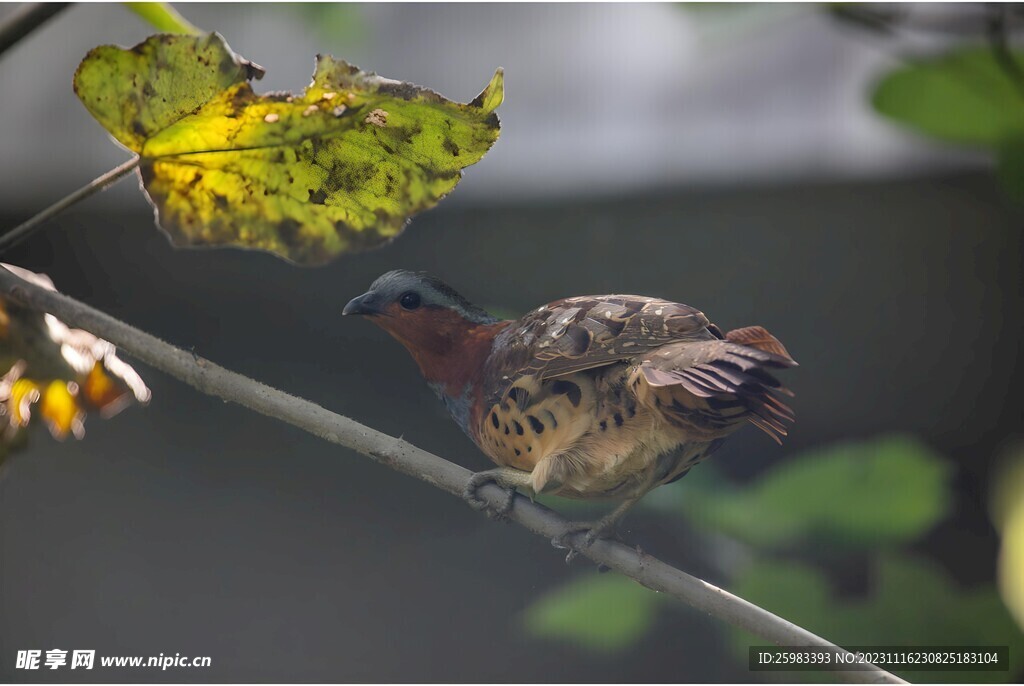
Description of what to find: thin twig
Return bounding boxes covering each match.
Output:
[0,265,906,685]
[124,2,201,36]
[0,3,70,60]
[0,157,140,254]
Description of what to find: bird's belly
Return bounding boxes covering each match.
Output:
[550,408,691,499]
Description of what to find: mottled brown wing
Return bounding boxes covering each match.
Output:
[483,295,716,408]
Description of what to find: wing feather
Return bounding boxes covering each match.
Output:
[483,295,715,407]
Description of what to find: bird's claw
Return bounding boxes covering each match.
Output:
[462,471,516,522]
[551,520,621,565]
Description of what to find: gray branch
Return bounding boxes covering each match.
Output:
[0,265,906,684]
[0,3,70,60]
[0,157,141,254]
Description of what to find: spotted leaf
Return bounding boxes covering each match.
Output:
[74,33,504,265]
[73,32,262,153]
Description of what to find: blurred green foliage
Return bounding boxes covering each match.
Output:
[523,434,1024,682]
[734,555,1024,683]
[872,47,1024,200]
[873,48,1024,147]
[655,435,950,549]
[523,574,663,652]
[288,4,368,52]
[996,137,1024,200]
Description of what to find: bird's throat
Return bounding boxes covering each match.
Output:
[378,311,510,396]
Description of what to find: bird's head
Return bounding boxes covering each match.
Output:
[344,271,502,379]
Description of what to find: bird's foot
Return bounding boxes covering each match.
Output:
[551,517,624,565]
[462,468,529,522]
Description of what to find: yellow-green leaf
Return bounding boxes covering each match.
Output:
[74,33,261,153]
[999,502,1024,633]
[73,33,503,265]
[991,448,1024,632]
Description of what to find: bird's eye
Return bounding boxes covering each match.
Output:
[399,291,421,310]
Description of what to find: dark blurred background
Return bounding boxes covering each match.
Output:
[1,3,1023,683]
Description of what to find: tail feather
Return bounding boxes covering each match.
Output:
[725,325,794,360]
[632,331,796,443]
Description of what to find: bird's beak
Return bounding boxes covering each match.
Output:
[343,291,382,316]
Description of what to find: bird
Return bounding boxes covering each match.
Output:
[344,270,796,555]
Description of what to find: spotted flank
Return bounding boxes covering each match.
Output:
[479,375,595,472]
